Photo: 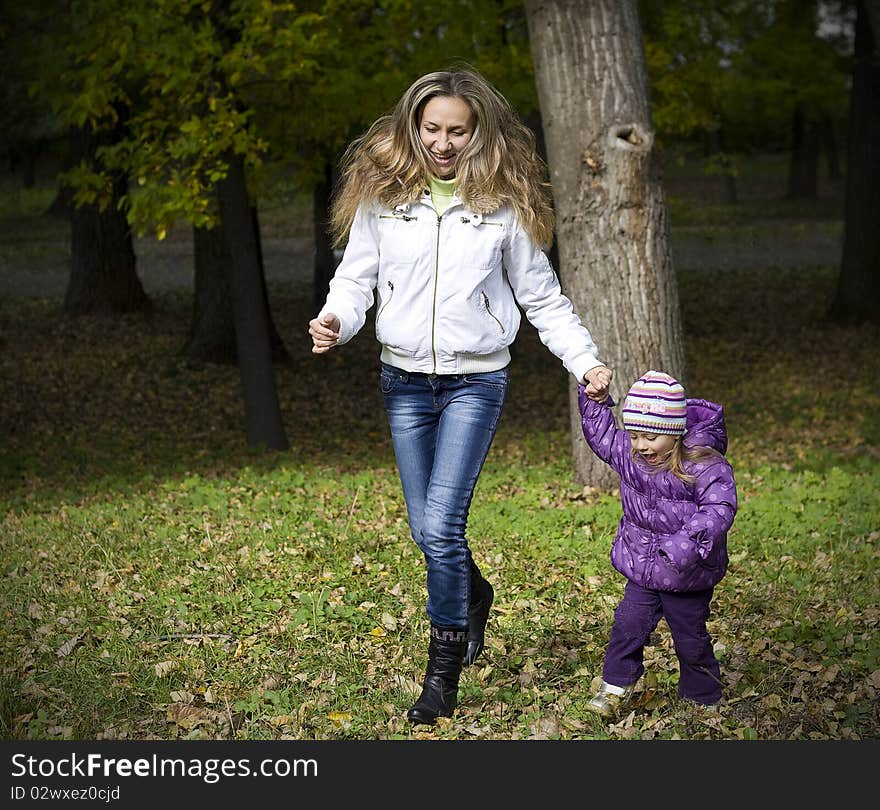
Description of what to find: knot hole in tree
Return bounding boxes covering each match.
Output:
[609,123,652,152]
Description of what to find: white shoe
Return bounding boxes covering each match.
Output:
[585,680,637,719]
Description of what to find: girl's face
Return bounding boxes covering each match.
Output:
[419,95,474,179]
[629,431,678,466]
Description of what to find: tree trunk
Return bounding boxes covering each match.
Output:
[251,205,290,363]
[828,0,880,324]
[525,0,686,488]
[707,130,737,204]
[216,151,290,450]
[312,160,337,311]
[63,125,150,315]
[820,116,842,181]
[786,104,820,199]
[187,212,290,365]
[187,224,238,364]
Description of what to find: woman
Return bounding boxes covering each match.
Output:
[309,67,611,725]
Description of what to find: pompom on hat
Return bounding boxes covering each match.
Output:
[622,371,687,436]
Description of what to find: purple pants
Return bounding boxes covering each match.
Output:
[602,580,722,705]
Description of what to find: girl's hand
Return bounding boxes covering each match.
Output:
[584,365,612,401]
[309,313,341,353]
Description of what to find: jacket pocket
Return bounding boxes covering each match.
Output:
[376,279,395,325]
[480,291,506,335]
[378,213,421,263]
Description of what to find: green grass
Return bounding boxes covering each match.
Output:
[0,163,878,741]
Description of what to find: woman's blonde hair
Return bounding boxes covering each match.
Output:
[631,437,722,484]
[329,67,555,247]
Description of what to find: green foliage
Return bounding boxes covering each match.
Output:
[22,0,537,240]
[640,0,852,167]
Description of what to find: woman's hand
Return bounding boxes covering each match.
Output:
[584,365,612,401]
[309,313,341,353]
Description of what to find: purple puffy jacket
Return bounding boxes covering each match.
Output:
[578,386,738,593]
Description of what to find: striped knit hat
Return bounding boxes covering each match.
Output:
[622,371,687,435]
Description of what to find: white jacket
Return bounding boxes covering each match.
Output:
[319,190,602,381]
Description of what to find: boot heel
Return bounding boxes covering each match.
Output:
[464,578,493,666]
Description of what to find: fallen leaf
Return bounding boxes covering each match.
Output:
[56,635,80,658]
[154,660,176,677]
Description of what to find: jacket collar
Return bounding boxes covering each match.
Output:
[407,187,468,216]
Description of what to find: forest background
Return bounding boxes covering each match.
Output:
[0,0,877,742]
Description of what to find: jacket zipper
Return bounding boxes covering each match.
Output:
[481,292,505,334]
[376,280,394,322]
[646,492,658,585]
[459,217,503,228]
[379,213,418,221]
[431,213,442,372]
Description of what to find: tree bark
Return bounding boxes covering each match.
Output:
[63,124,150,315]
[828,0,880,324]
[186,224,238,364]
[525,0,686,488]
[216,151,290,450]
[707,129,737,204]
[187,211,290,365]
[820,116,842,181]
[786,104,820,199]
[251,205,290,363]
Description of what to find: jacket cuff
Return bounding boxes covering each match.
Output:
[569,353,603,384]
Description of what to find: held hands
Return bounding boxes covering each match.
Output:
[584,365,612,402]
[309,313,340,354]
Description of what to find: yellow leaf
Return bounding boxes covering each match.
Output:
[328,711,352,727]
[369,626,386,637]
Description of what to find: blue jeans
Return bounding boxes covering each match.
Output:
[380,362,509,628]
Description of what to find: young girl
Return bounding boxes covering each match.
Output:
[308,67,610,725]
[578,370,737,716]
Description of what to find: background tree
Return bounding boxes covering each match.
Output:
[525,0,685,487]
[35,0,303,447]
[640,0,750,202]
[639,0,851,202]
[743,0,851,199]
[27,2,151,314]
[829,0,880,324]
[63,117,149,314]
[0,5,59,188]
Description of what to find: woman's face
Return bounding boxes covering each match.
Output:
[418,95,474,179]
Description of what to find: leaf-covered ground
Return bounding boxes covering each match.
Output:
[1,187,878,740]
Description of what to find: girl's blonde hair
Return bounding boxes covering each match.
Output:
[329,67,555,247]
[631,437,722,484]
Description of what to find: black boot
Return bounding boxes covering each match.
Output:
[407,626,468,725]
[464,560,494,666]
